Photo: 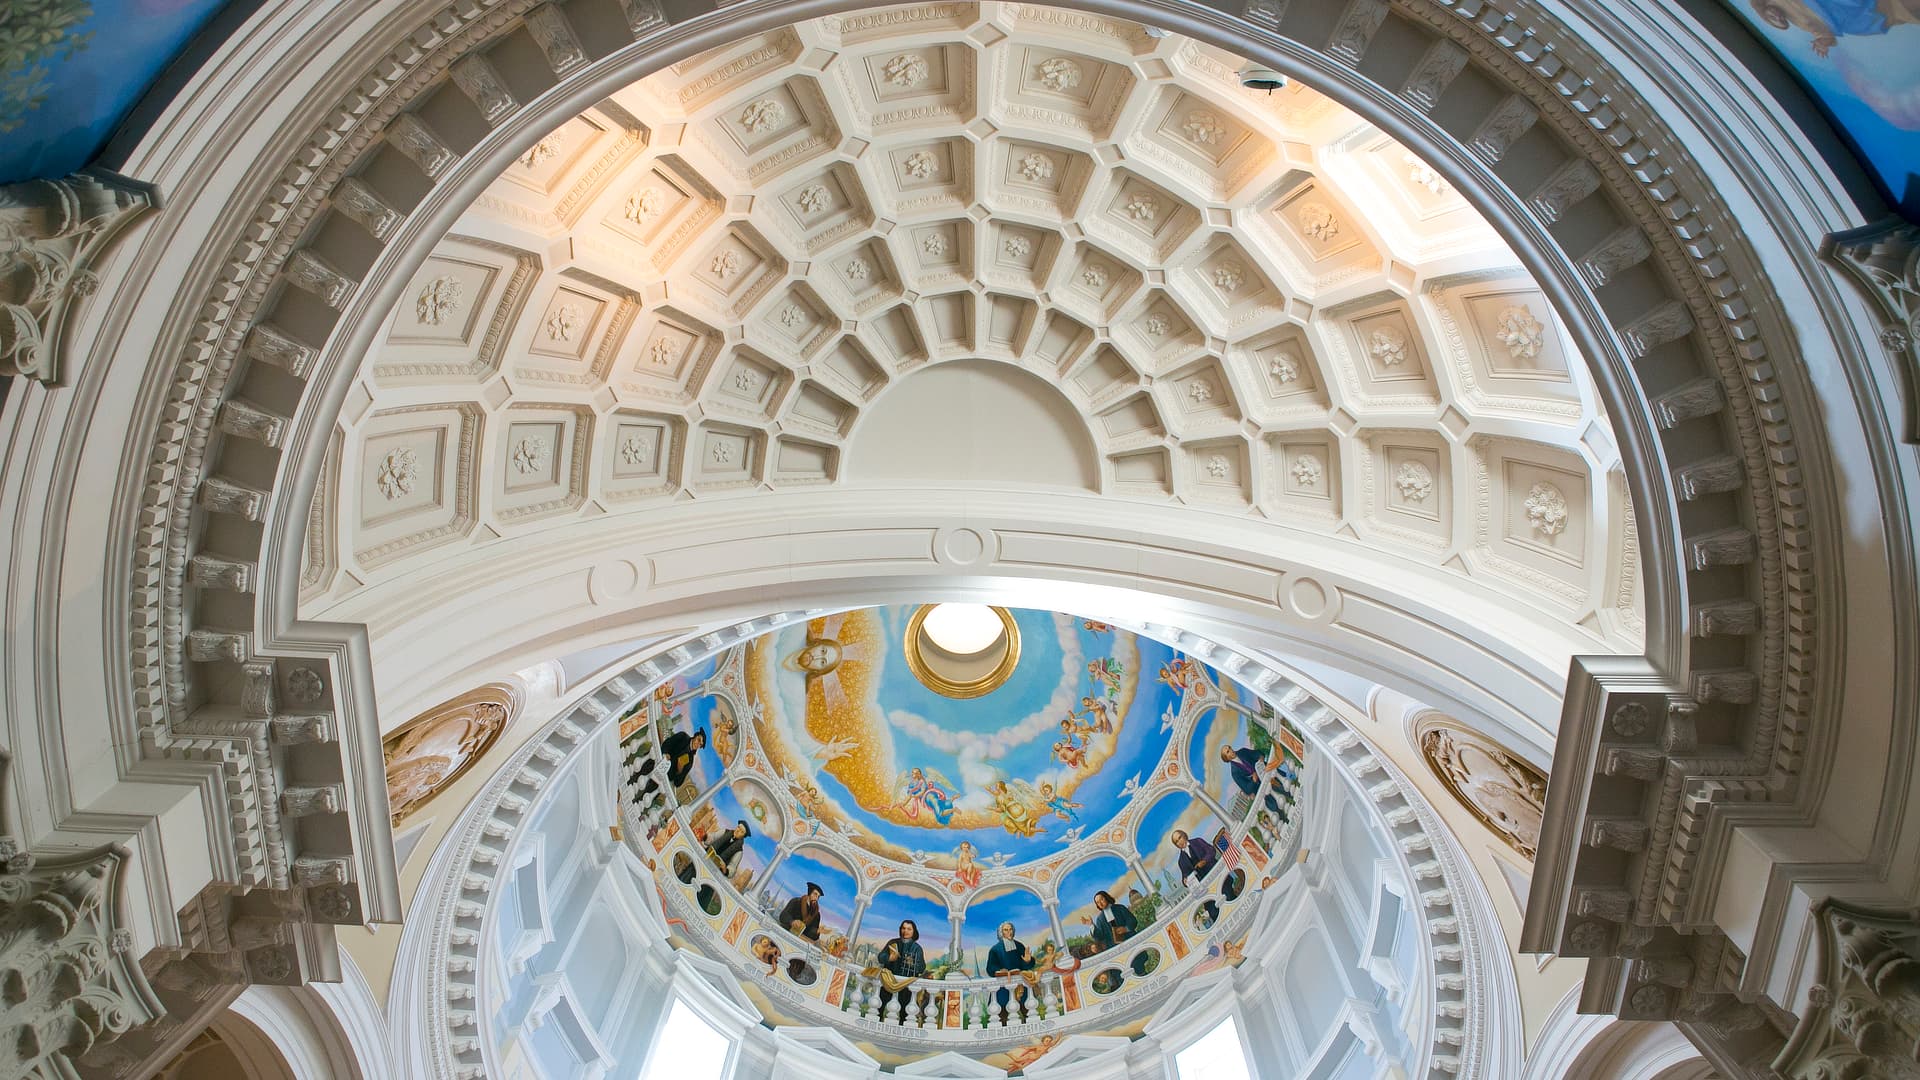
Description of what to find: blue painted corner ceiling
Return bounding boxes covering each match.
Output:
[1,0,233,185]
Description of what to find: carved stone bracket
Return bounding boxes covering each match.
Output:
[1825,220,1920,443]
[0,172,153,384]
[0,843,162,1078]
[1775,899,1920,1079]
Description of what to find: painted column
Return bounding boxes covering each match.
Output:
[1125,855,1152,894]
[1045,900,1066,951]
[1190,783,1232,825]
[847,893,872,945]
[948,911,965,961]
[751,845,791,897]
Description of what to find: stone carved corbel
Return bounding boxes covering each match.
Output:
[1775,899,1920,1079]
[1825,220,1920,443]
[0,843,162,1077]
[0,172,153,384]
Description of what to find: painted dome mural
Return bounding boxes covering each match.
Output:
[619,605,1308,1067]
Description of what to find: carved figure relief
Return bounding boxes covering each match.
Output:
[711,249,743,280]
[1205,454,1229,479]
[1182,111,1225,145]
[519,133,564,169]
[511,437,550,475]
[1403,152,1448,196]
[779,305,807,328]
[544,303,582,342]
[1269,353,1299,383]
[620,435,651,466]
[883,53,929,88]
[738,98,786,133]
[1035,57,1082,91]
[844,257,872,281]
[902,151,937,180]
[1143,314,1169,336]
[1187,379,1214,402]
[414,276,465,325]
[921,232,949,256]
[648,337,677,366]
[796,185,831,213]
[1212,262,1245,291]
[1417,718,1546,859]
[384,683,520,824]
[1393,461,1433,502]
[1003,236,1032,258]
[374,447,420,500]
[1125,192,1158,222]
[1082,264,1109,288]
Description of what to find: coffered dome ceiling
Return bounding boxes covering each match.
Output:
[298,2,1643,651]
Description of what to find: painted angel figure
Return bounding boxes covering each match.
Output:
[1082,619,1113,634]
[1086,657,1124,698]
[1068,694,1116,735]
[1051,733,1089,770]
[988,779,1046,837]
[1037,781,1082,822]
[894,766,959,826]
[952,840,983,889]
[1157,655,1202,693]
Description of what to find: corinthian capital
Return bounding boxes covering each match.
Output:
[0,171,152,384]
[1826,220,1920,443]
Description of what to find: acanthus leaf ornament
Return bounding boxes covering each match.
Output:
[0,174,153,384]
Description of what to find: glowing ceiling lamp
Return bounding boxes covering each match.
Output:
[920,603,1005,656]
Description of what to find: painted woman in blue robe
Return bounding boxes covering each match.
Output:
[1752,0,1920,55]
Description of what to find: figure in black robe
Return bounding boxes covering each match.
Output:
[705,820,750,875]
[659,728,706,789]
[987,923,1036,1019]
[778,883,824,941]
[1088,890,1138,951]
[1173,830,1217,883]
[877,920,927,1022]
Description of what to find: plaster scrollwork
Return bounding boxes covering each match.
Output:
[0,844,161,1077]
[0,173,152,383]
[1776,900,1920,1079]
[1825,220,1920,442]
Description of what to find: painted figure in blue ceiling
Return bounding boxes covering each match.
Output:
[1172,829,1218,884]
[894,767,958,826]
[1038,782,1082,822]
[1751,0,1920,55]
[1085,889,1138,952]
[874,919,928,1022]
[987,921,1037,1021]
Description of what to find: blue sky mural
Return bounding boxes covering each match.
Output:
[1720,0,1920,215]
[763,846,858,936]
[2,0,235,184]
[748,608,1183,867]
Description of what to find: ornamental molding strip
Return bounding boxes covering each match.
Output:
[395,610,1504,1079]
[0,172,152,384]
[0,0,1882,1070]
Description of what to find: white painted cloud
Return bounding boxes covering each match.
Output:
[888,613,1086,809]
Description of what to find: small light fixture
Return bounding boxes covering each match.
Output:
[1239,65,1288,94]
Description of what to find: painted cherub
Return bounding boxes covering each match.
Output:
[1086,657,1124,698]
[952,839,983,890]
[1052,734,1089,770]
[1038,781,1082,822]
[1157,655,1202,693]
[1082,619,1112,634]
[893,766,959,825]
[1067,694,1115,735]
